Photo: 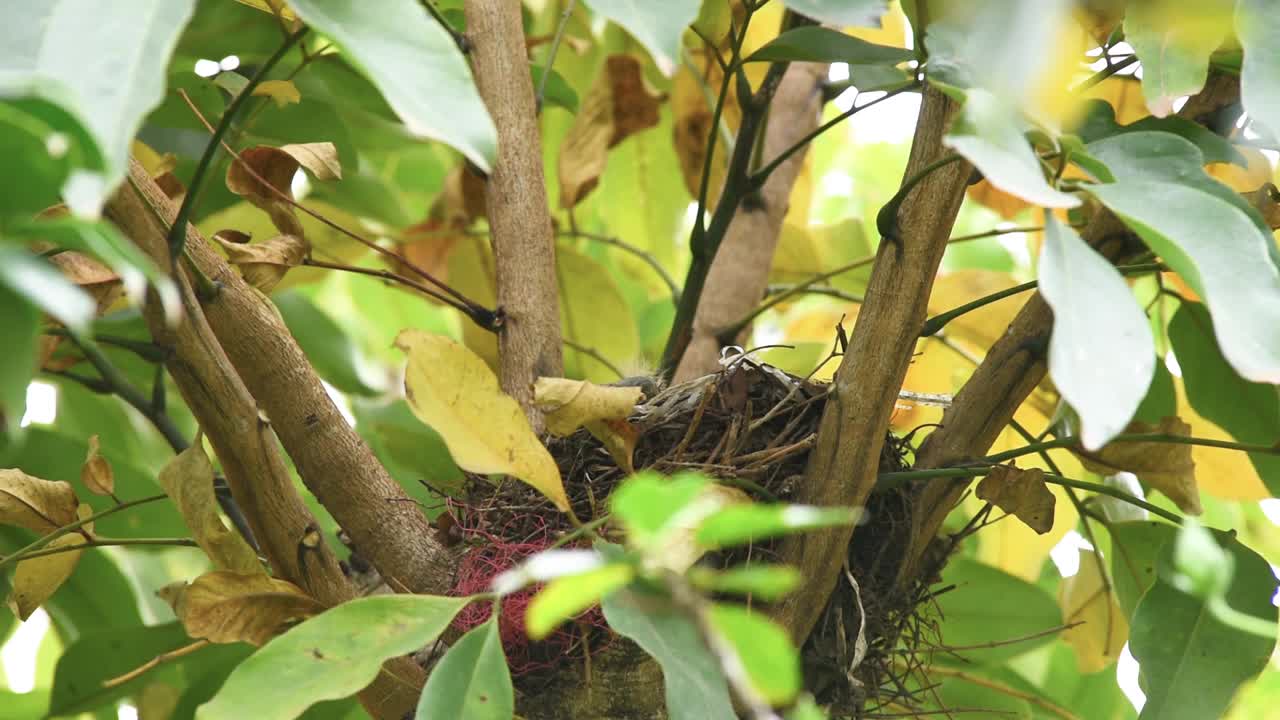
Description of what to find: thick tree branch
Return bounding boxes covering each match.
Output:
[108,162,429,720]
[108,159,457,598]
[674,62,828,382]
[465,0,564,430]
[773,85,971,641]
[895,73,1254,588]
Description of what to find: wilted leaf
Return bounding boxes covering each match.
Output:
[252,79,301,108]
[976,464,1056,534]
[1059,549,1128,673]
[1075,417,1201,514]
[214,233,308,294]
[395,330,569,512]
[80,435,114,497]
[0,468,80,533]
[157,444,262,574]
[672,48,740,198]
[395,164,487,284]
[162,571,323,646]
[535,377,643,473]
[49,250,123,315]
[559,55,663,208]
[8,531,87,620]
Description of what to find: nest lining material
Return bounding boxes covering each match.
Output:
[441,355,937,712]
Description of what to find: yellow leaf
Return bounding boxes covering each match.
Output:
[231,0,296,22]
[672,48,741,198]
[558,245,642,383]
[162,570,323,646]
[535,377,643,473]
[252,79,301,108]
[158,445,263,574]
[846,1,908,47]
[80,435,115,497]
[927,270,1024,353]
[976,465,1056,534]
[1060,549,1128,673]
[137,682,182,720]
[558,55,662,208]
[1207,147,1274,192]
[770,223,828,284]
[1176,380,1270,500]
[130,140,177,177]
[396,330,570,512]
[1075,417,1201,515]
[7,532,86,620]
[0,469,80,534]
[1084,76,1149,125]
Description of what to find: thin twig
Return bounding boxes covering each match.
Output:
[562,339,625,379]
[103,640,210,689]
[536,0,576,109]
[166,27,308,263]
[0,494,169,571]
[557,230,681,306]
[985,432,1280,465]
[923,665,1083,720]
[69,336,189,452]
[12,537,199,562]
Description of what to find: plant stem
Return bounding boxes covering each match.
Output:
[0,494,169,571]
[421,0,469,52]
[70,336,189,452]
[12,537,199,562]
[985,432,1280,465]
[166,26,307,264]
[920,262,1164,337]
[877,466,1183,523]
[748,82,921,190]
[1073,54,1139,94]
[301,258,498,329]
[875,153,964,242]
[536,0,576,109]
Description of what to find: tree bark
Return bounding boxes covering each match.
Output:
[108,159,457,598]
[465,0,564,430]
[894,73,1249,588]
[773,85,971,641]
[107,166,427,720]
[673,63,828,383]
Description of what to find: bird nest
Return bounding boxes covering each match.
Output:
[441,355,942,715]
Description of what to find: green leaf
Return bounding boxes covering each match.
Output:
[945,90,1081,209]
[1072,100,1246,167]
[273,291,387,396]
[845,63,914,93]
[578,0,699,76]
[601,588,736,720]
[689,565,802,601]
[1108,520,1177,619]
[9,217,179,320]
[0,246,94,332]
[526,562,634,639]
[197,595,470,720]
[0,690,50,718]
[0,101,77,219]
[532,65,579,113]
[1038,214,1155,449]
[1237,0,1280,138]
[286,0,497,172]
[1170,519,1232,599]
[746,27,911,64]
[695,504,857,550]
[782,0,889,27]
[934,556,1062,664]
[786,695,829,720]
[1133,359,1177,425]
[707,603,800,705]
[0,289,38,432]
[416,617,512,720]
[1124,1,1231,116]
[48,622,194,716]
[1129,526,1278,720]
[0,0,197,203]
[352,397,464,498]
[1087,181,1280,384]
[610,471,710,548]
[1167,303,1280,495]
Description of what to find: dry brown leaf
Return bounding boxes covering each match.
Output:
[280,142,342,182]
[559,55,663,208]
[158,445,263,574]
[214,233,309,294]
[672,48,740,199]
[395,165,488,284]
[7,531,87,620]
[976,465,1056,534]
[49,251,123,314]
[162,570,323,646]
[1060,548,1128,673]
[226,143,341,238]
[534,377,644,472]
[1075,416,1201,514]
[81,435,114,497]
[253,79,302,108]
[0,469,80,533]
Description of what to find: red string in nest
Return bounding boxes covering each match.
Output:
[445,498,610,675]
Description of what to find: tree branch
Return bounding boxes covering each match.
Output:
[465,0,564,430]
[772,84,972,641]
[895,73,1252,589]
